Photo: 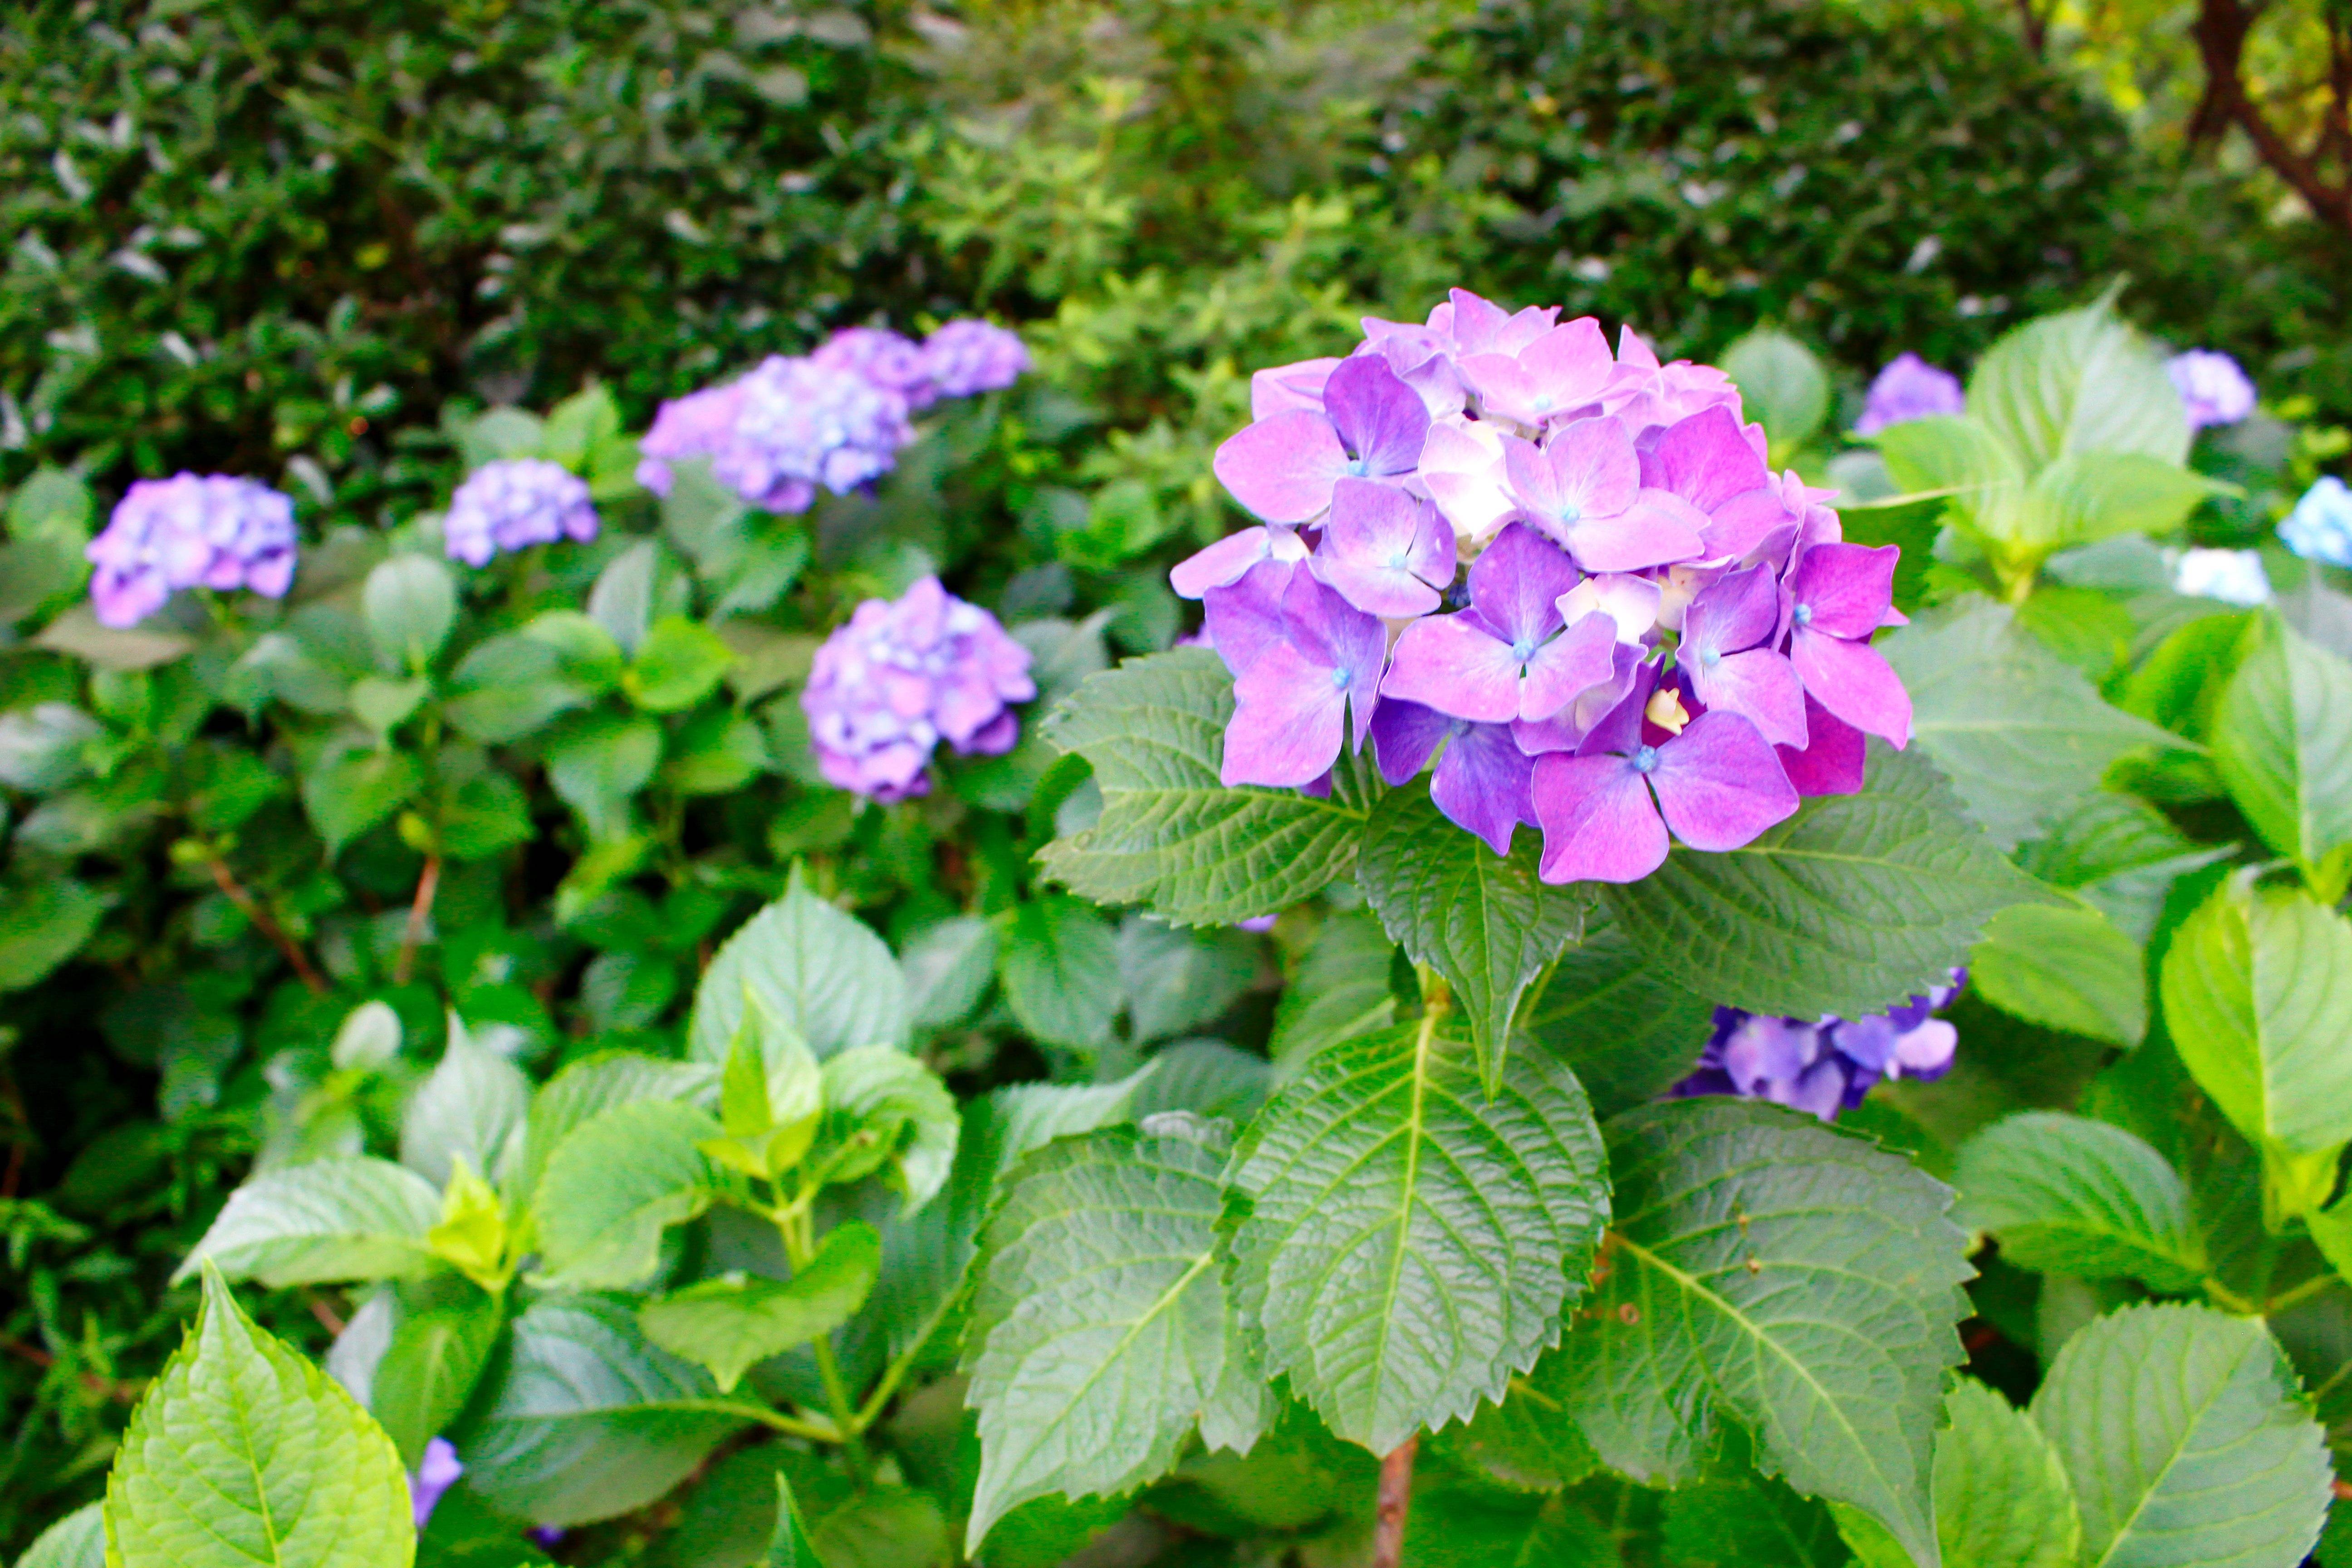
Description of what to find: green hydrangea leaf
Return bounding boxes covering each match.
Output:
[962,1117,1264,1552]
[639,1221,881,1393]
[1606,741,2048,1018]
[2030,1303,2330,1568]
[398,1017,530,1189]
[1954,1112,2205,1291]
[689,868,908,1062]
[0,877,108,991]
[624,617,734,713]
[1965,295,2189,473]
[1558,1099,1972,1567]
[1929,1380,2081,1568]
[368,1291,502,1468]
[1517,911,1716,1120]
[1968,901,2146,1045]
[509,1052,717,1215]
[1267,908,1397,1071]
[1035,649,1373,925]
[176,1157,445,1289]
[529,1101,728,1290]
[1227,1018,1609,1453]
[997,895,1122,1051]
[2212,616,2352,897]
[15,1502,103,1568]
[103,1269,413,1568]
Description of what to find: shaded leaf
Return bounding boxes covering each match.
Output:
[1954,1112,2205,1291]
[177,1157,444,1288]
[641,1221,881,1393]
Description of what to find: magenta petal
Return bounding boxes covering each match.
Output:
[1370,699,1454,785]
[1382,615,1522,723]
[1647,711,1800,851]
[1791,627,1912,745]
[1577,661,1659,757]
[1465,522,1579,647]
[1171,527,1273,598]
[1703,485,1799,563]
[1776,694,1866,796]
[1431,722,1538,856]
[1213,411,1348,523]
[1533,753,1670,883]
[1316,480,1452,615]
[1518,611,1621,721]
[1310,557,1441,617]
[1543,416,1641,517]
[1684,562,1781,657]
[1561,490,1708,572]
[1788,543,1899,638]
[1689,648,1809,748]
[1251,357,1340,418]
[1639,407,1772,511]
[1201,558,1296,676]
[1323,357,1431,476]
[1224,643,1347,786]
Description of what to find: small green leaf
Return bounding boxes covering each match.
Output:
[545,711,662,841]
[1558,1099,1972,1567]
[661,707,773,795]
[1036,649,1373,925]
[441,616,621,743]
[1228,1019,1609,1453]
[1267,909,1396,1070]
[1517,911,1716,1119]
[813,1046,957,1211]
[370,1290,502,1467]
[0,701,101,791]
[1875,414,2028,541]
[104,1269,413,1568]
[1966,295,2189,474]
[2160,876,2352,1159]
[0,877,107,990]
[363,554,457,672]
[303,742,423,856]
[1720,327,1830,456]
[15,1502,103,1568]
[900,916,999,1032]
[2031,1303,2330,1568]
[510,1052,717,1215]
[1607,742,2048,1018]
[640,1221,881,1392]
[963,1118,1264,1551]
[1115,914,1256,1045]
[1954,1112,2205,1291]
[177,1157,445,1288]
[1968,902,2146,1045]
[530,1101,727,1290]
[2212,616,2352,896]
[543,384,624,474]
[766,1472,822,1568]
[1930,1380,2081,1568]
[588,541,658,654]
[348,676,429,735]
[399,1017,530,1188]
[689,868,909,1062]
[998,895,1122,1051]
[625,617,734,712]
[1356,781,1588,1090]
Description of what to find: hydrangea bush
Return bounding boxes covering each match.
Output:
[3,286,2350,1568]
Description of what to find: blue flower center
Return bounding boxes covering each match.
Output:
[1388,549,1411,570]
[1631,745,1660,773]
[1331,666,1352,690]
[1510,637,1537,664]
[1792,602,1813,626]
[1555,500,1582,525]
[1699,646,1721,667]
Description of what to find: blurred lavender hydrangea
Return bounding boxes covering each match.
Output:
[442,458,597,567]
[86,473,298,627]
[636,382,745,497]
[919,320,1033,399]
[813,326,936,406]
[1674,970,1964,1120]
[802,576,1036,801]
[1853,353,1965,436]
[2281,475,2352,568]
[2166,349,2257,431]
[411,1436,463,1530]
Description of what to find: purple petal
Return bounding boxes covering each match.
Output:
[1431,721,1539,855]
[1201,558,1297,676]
[1224,643,1348,787]
[1213,410,1349,523]
[1776,694,1866,796]
[1646,710,1800,851]
[1791,628,1912,745]
[1719,1014,1823,1092]
[1560,490,1707,573]
[1251,357,1341,418]
[1323,357,1431,478]
[1382,614,1521,723]
[1577,660,1659,757]
[1556,573,1663,644]
[1540,416,1640,518]
[1310,557,1441,618]
[1892,1019,1959,1078]
[1638,407,1772,511]
[1683,562,1781,657]
[1465,522,1580,647]
[1313,479,1453,616]
[1370,699,1455,785]
[1281,571,1389,753]
[1518,610,1621,720]
[1532,752,1670,883]
[1703,484,1802,563]
[1788,543,1899,639]
[1171,527,1275,599]
[1687,648,1809,749]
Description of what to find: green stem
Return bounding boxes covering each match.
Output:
[2203,1276,2264,1316]
[2262,1271,2341,1317]
[773,1182,874,1482]
[675,1400,846,1445]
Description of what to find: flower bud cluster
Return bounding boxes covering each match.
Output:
[87,473,298,627]
[1674,970,1965,1120]
[441,458,599,566]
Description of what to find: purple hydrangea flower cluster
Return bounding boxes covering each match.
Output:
[802,576,1036,802]
[637,320,1029,509]
[1674,970,1965,1120]
[86,474,297,627]
[441,458,599,567]
[1853,353,1965,436]
[1174,288,1914,881]
[2166,349,2257,431]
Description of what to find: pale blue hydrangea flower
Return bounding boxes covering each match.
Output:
[2280,475,2352,569]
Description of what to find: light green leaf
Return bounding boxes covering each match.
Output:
[1931,1380,2081,1568]
[661,707,772,795]
[370,1291,502,1468]
[1115,915,1256,1046]
[900,916,998,1032]
[2015,790,2230,943]
[1954,1112,2204,1291]
[1875,414,2028,540]
[303,743,422,857]
[766,1473,821,1568]
[1517,911,1716,1120]
[463,1294,753,1527]
[625,617,734,712]
[0,878,106,991]
[1036,649,1373,925]
[963,1118,1263,1551]
[812,1485,950,1568]
[2160,876,2352,1158]
[998,896,1122,1051]
[546,711,663,842]
[1607,742,2049,1018]
[1966,296,2189,473]
[1356,782,1588,1091]
[1558,1099,1972,1567]
[1267,909,1396,1072]
[1127,1039,1271,1122]
[1401,1487,1618,1568]
[2030,1303,2330,1568]
[689,870,908,1062]
[2014,451,2224,555]
[543,384,624,474]
[640,1221,881,1392]
[813,1047,958,1211]
[176,1157,444,1288]
[362,555,457,672]
[1880,597,2179,851]
[2213,616,2352,894]
[16,1503,103,1568]
[530,1101,727,1290]
[1720,327,1831,455]
[398,1019,530,1189]
[456,407,547,469]
[1228,1019,1609,1453]
[0,702,100,792]
[588,541,658,655]
[511,1052,717,1215]
[441,614,623,743]
[1665,1475,1848,1567]
[1969,902,2146,1045]
[103,1270,412,1568]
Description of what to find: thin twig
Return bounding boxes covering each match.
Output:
[394,855,442,986]
[206,857,328,994]
[307,1294,347,1337]
[1372,1436,1420,1568]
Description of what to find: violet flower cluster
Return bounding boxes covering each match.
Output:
[2166,349,2257,431]
[86,473,298,627]
[1174,289,1914,882]
[1674,970,1965,1120]
[1853,353,1965,436]
[441,458,598,567]
[802,576,1036,802]
[637,320,1029,510]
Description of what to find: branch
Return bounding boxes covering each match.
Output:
[2012,0,2049,59]
[2193,0,2352,237]
[1372,1436,1420,1568]
[206,857,329,995]
[394,854,441,986]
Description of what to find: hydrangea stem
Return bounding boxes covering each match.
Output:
[773,1186,875,1485]
[1372,1435,1419,1568]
